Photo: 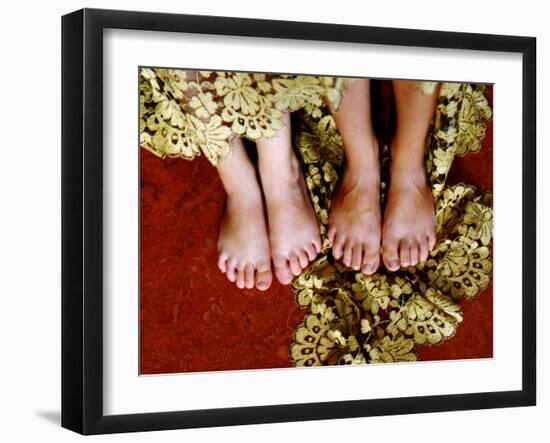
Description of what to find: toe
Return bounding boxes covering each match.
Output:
[289,253,302,276]
[332,234,345,260]
[226,258,238,282]
[236,266,245,288]
[297,250,309,269]
[217,252,228,273]
[399,240,411,268]
[305,244,317,261]
[362,261,378,275]
[255,259,273,291]
[255,270,273,291]
[362,247,380,275]
[419,238,429,262]
[427,231,436,251]
[342,242,353,268]
[274,256,293,285]
[312,235,322,253]
[244,263,255,289]
[327,227,336,247]
[409,243,419,266]
[382,235,400,272]
[275,267,293,285]
[351,245,362,271]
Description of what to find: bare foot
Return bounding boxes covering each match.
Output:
[327,137,381,275]
[257,113,322,285]
[329,78,382,275]
[216,137,273,291]
[217,192,273,290]
[263,156,322,284]
[382,158,436,271]
[382,80,438,271]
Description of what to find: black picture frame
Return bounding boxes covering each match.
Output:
[61,8,537,435]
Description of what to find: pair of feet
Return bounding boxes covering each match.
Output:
[328,137,436,276]
[217,133,321,291]
[217,134,436,292]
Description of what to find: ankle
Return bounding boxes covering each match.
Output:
[389,160,428,188]
[225,188,263,210]
[342,134,379,170]
[342,162,380,189]
[259,148,302,187]
[390,132,426,163]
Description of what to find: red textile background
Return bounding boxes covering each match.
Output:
[140,86,493,374]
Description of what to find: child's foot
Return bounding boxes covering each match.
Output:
[327,139,382,275]
[382,80,438,271]
[329,78,382,275]
[257,113,322,285]
[263,157,322,285]
[216,136,273,291]
[382,153,436,271]
[217,192,273,290]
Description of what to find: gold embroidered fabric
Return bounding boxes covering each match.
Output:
[290,82,492,366]
[139,70,493,366]
[140,69,351,165]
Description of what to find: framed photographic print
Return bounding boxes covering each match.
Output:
[61,8,536,435]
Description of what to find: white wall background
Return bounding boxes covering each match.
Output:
[0,1,545,441]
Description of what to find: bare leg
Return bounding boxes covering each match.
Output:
[216,137,273,290]
[328,79,382,275]
[382,80,438,271]
[256,112,322,285]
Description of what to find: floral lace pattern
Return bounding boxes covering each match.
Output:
[139,71,493,367]
[290,83,492,366]
[140,69,352,165]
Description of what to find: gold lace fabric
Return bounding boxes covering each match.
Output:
[140,69,352,165]
[139,69,439,165]
[291,82,492,365]
[139,70,493,366]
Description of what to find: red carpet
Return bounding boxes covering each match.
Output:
[140,85,493,374]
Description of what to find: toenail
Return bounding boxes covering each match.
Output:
[364,263,374,273]
[389,259,399,269]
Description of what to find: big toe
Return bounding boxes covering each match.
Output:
[255,269,273,291]
[274,257,294,285]
[382,235,400,271]
[255,259,273,291]
[362,250,380,275]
